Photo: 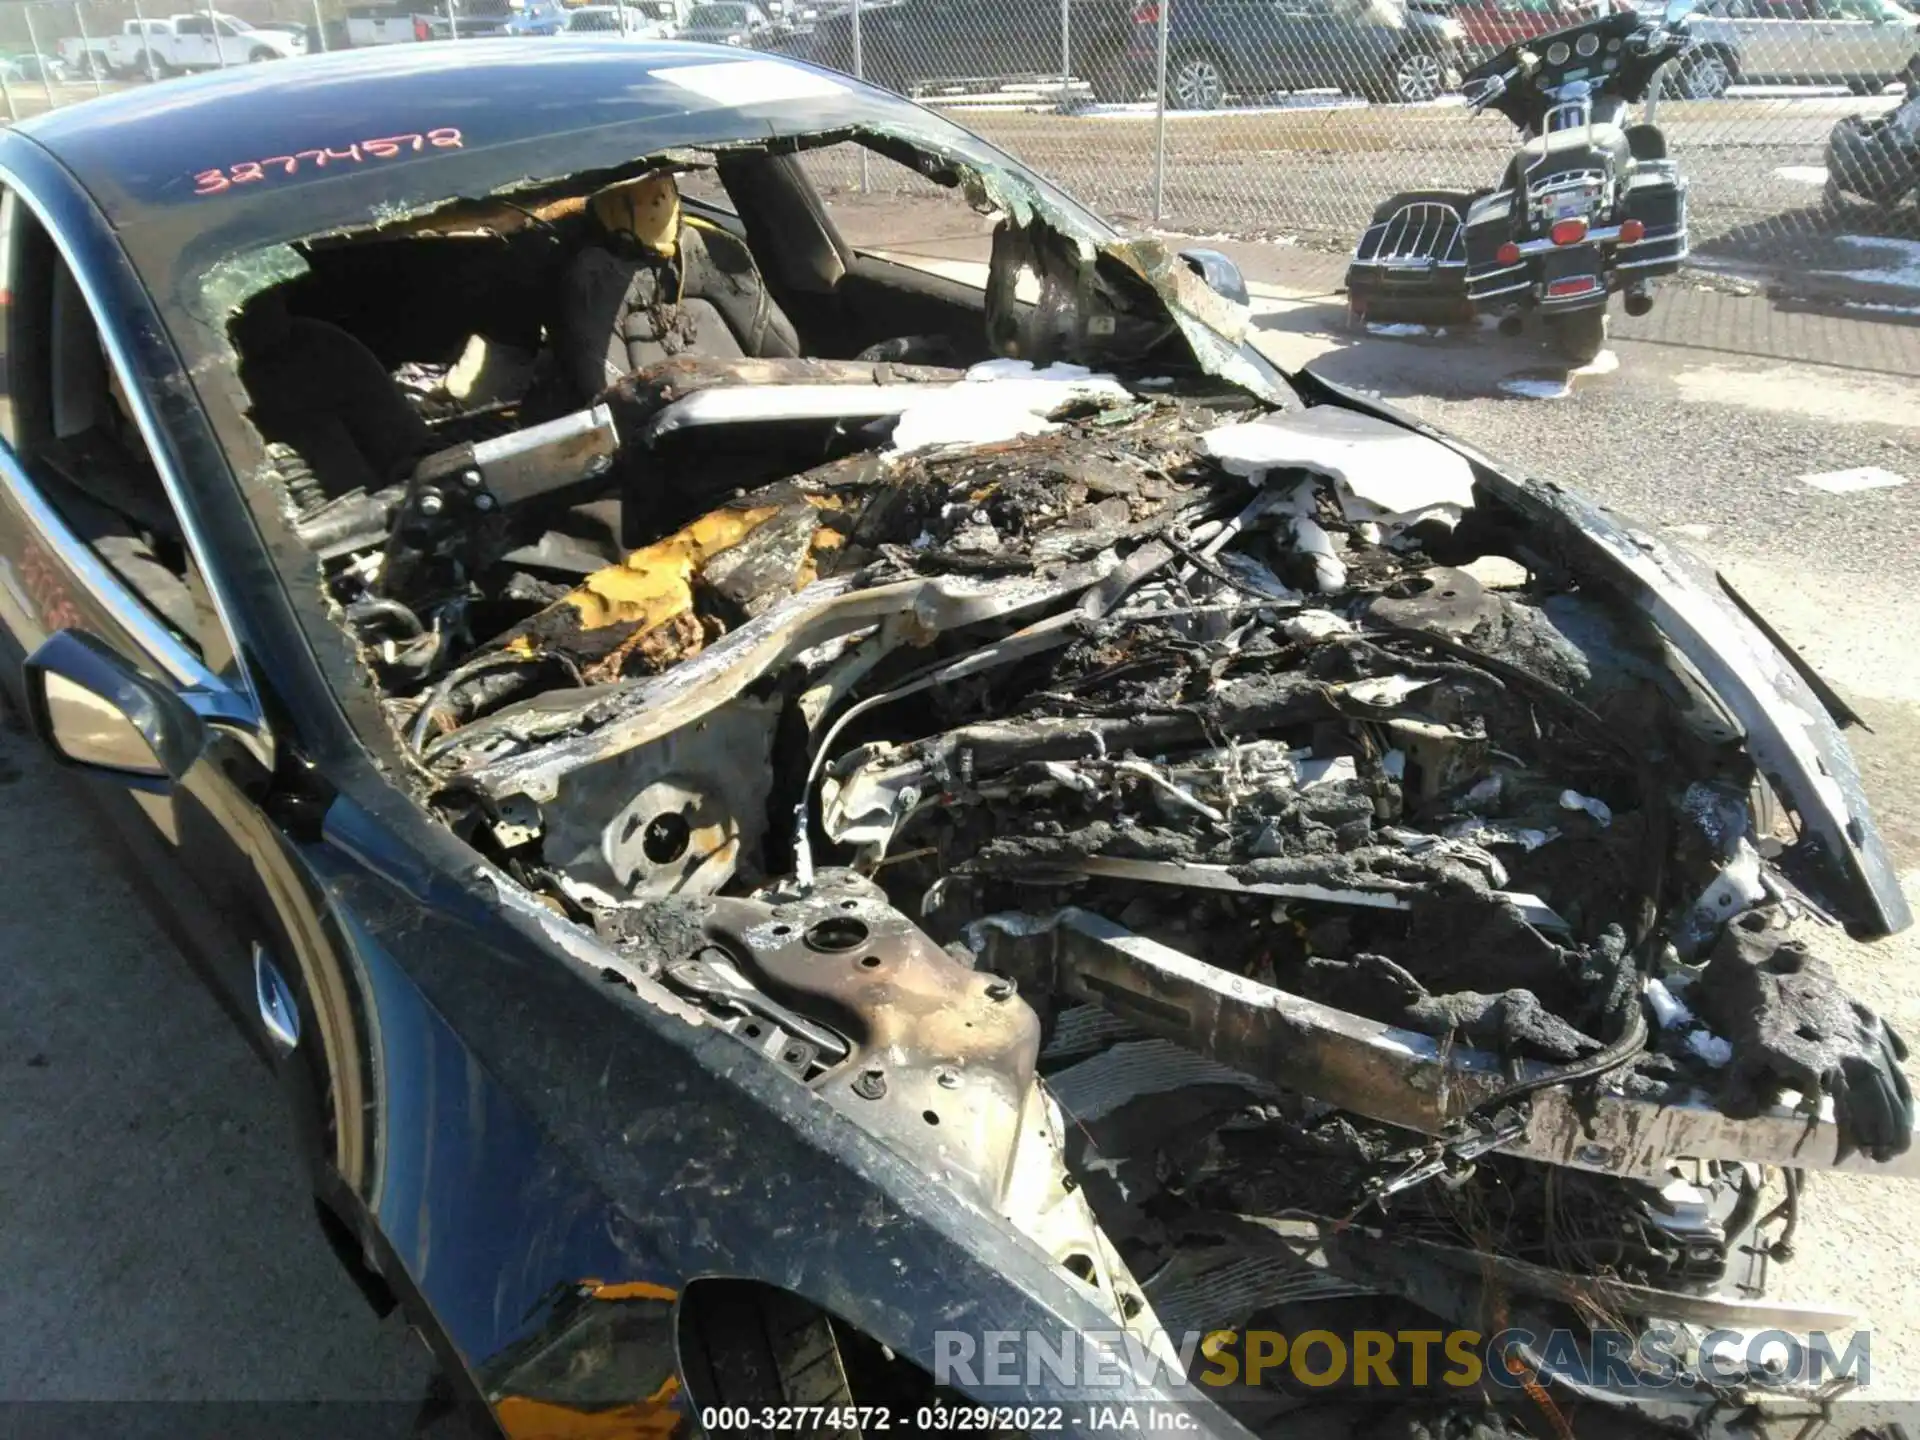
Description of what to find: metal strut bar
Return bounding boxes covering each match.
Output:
[978,908,1920,1180]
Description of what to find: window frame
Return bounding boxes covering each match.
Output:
[0,172,263,732]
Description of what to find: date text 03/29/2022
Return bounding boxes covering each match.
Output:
[697,1406,1192,1432]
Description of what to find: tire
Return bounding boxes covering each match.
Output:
[1384,49,1448,105]
[1169,49,1227,110]
[144,50,173,78]
[679,1282,859,1423]
[1547,306,1608,366]
[1903,56,1920,92]
[1847,77,1883,96]
[247,45,279,62]
[1673,47,1733,100]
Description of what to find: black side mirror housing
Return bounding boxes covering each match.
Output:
[1179,247,1251,307]
[22,629,205,782]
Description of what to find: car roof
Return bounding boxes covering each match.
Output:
[12,41,959,299]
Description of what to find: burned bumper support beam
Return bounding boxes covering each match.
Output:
[980,908,1920,1179]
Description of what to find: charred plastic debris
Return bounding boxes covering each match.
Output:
[252,145,1914,1432]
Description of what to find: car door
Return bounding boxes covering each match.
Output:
[1287,0,1396,92]
[0,183,282,1037]
[170,15,213,67]
[965,0,1067,79]
[1825,0,1909,74]
[1745,0,1820,80]
[1213,0,1317,92]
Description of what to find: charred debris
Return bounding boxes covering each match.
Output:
[244,135,1910,1429]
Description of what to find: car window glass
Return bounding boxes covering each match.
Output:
[796,141,1003,287]
[0,193,212,658]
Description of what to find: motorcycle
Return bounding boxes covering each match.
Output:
[1824,82,1920,217]
[1346,0,1693,363]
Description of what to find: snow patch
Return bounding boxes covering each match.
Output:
[1815,234,1920,291]
[1774,165,1829,185]
[1802,466,1908,494]
[1367,322,1434,337]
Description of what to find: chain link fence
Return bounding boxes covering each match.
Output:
[2,0,1914,280]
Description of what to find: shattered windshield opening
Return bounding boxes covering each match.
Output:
[211,100,1912,1423]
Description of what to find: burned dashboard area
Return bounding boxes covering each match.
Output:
[237,132,1913,1428]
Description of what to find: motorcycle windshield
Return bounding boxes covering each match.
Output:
[1466,7,1673,125]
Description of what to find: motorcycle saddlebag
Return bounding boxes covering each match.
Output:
[1346,191,1474,325]
[1617,161,1688,278]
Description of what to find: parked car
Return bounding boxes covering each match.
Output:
[562,3,678,36]
[1129,0,1467,107]
[1672,0,1920,95]
[1446,0,1610,57]
[4,37,1913,1440]
[780,0,1140,98]
[342,3,437,45]
[675,0,777,42]
[0,52,72,84]
[56,12,304,77]
[1826,69,1920,204]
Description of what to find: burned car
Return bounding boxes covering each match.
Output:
[1,37,1913,1440]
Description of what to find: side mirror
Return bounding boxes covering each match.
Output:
[22,629,203,781]
[1179,248,1251,306]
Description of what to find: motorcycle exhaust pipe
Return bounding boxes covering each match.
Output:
[1624,285,1654,318]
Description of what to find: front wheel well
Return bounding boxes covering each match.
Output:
[676,1279,963,1420]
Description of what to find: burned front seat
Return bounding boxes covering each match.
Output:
[234,291,439,498]
[554,170,802,402]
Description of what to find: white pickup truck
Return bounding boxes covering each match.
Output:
[58,13,305,77]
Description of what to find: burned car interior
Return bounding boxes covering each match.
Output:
[214,122,1913,1428]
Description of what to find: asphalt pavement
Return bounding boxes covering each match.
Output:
[6,203,1920,1419]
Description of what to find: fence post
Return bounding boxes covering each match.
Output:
[74,3,104,93]
[1059,0,1070,101]
[1152,0,1169,222]
[852,0,868,191]
[311,0,327,51]
[0,64,18,122]
[446,0,460,40]
[133,0,158,79]
[205,0,227,66]
[23,10,57,109]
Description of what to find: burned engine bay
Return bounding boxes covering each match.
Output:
[248,146,1916,1433]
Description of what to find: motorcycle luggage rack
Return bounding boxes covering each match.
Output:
[1359,201,1466,271]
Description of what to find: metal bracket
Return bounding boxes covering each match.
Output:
[976,908,1920,1180]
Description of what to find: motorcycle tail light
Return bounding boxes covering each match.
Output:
[1550,218,1589,246]
[1619,218,1646,243]
[1496,241,1521,266]
[1547,275,1599,297]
